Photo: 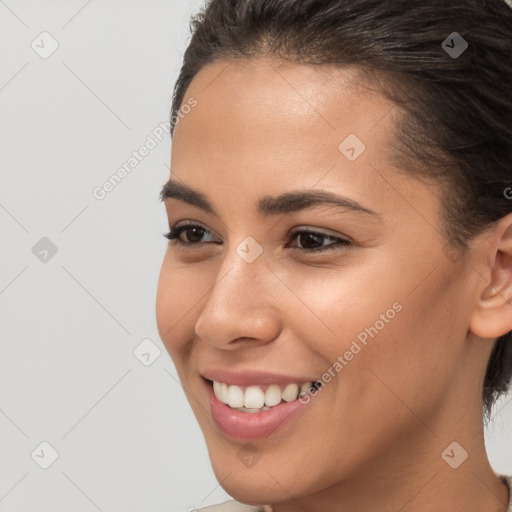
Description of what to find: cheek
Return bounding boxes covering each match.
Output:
[286,268,404,354]
[291,262,458,393]
[155,255,198,359]
[334,268,465,418]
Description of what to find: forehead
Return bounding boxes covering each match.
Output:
[174,57,391,154]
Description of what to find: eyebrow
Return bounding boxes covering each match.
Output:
[159,179,380,218]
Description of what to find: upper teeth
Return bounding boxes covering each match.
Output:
[213,381,313,410]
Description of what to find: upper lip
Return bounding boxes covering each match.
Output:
[200,368,316,386]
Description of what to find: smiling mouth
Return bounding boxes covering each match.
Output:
[206,379,322,413]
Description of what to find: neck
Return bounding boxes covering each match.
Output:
[268,406,509,512]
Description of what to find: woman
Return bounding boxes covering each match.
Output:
[156,0,512,510]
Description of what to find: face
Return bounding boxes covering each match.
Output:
[156,57,492,506]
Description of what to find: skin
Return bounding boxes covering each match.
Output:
[156,56,512,512]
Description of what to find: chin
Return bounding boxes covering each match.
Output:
[207,447,314,506]
[214,469,289,506]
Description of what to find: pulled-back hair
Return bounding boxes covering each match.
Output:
[169,0,512,423]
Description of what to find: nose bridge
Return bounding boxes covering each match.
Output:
[194,242,280,347]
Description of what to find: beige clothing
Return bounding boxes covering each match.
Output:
[189,474,512,511]
[194,500,263,511]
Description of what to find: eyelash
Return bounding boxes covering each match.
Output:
[162,223,352,254]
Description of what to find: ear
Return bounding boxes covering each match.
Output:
[469,212,512,339]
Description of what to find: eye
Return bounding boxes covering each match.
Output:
[163,223,352,254]
[163,222,221,249]
[288,229,352,253]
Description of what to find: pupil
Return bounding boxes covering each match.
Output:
[187,227,204,243]
[300,232,322,249]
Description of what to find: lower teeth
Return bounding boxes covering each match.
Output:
[236,405,271,413]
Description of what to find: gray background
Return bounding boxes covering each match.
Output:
[0,1,511,511]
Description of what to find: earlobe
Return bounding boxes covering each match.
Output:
[469,214,512,339]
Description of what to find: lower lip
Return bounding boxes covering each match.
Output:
[206,380,310,440]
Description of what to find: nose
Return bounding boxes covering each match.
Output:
[194,248,282,350]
